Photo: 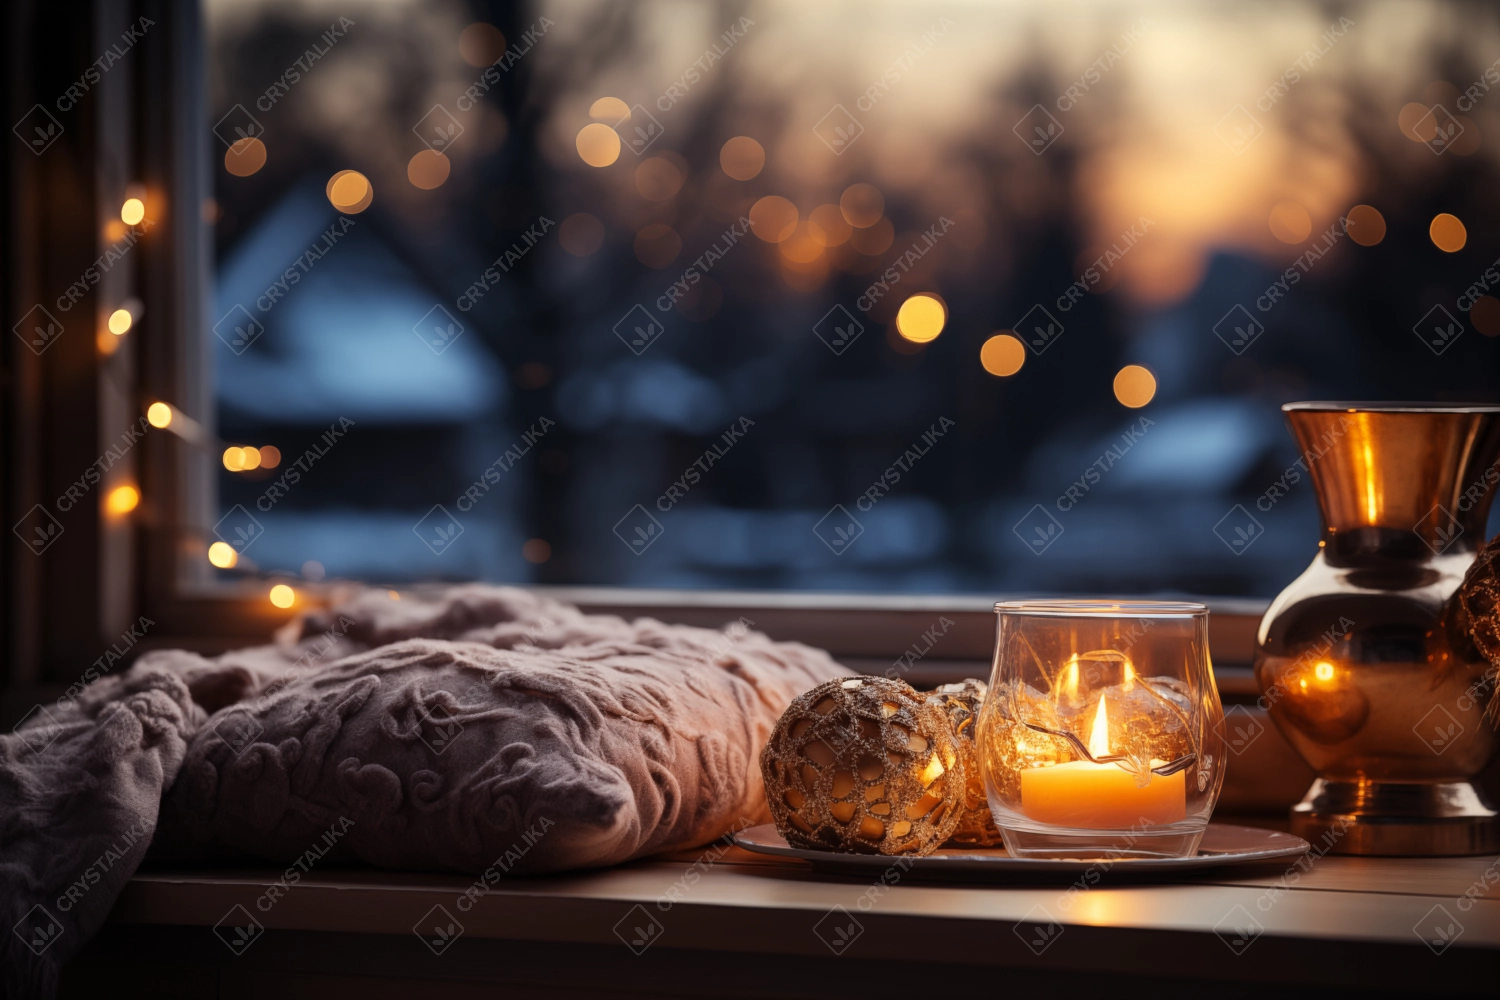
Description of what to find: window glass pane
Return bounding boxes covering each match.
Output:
[205,0,1500,595]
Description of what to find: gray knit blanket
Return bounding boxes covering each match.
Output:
[0,586,848,998]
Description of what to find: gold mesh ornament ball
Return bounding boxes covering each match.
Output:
[761,675,965,855]
[1456,532,1500,721]
[926,679,1003,846]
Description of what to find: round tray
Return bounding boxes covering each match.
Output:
[734,823,1310,881]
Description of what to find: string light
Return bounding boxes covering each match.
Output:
[105,485,139,516]
[895,294,945,343]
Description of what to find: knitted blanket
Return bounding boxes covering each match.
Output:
[0,586,848,998]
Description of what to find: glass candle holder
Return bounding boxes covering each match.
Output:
[976,600,1225,859]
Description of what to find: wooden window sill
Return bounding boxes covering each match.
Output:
[63,845,1499,997]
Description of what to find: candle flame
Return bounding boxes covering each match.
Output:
[1088,696,1110,757]
[1123,659,1135,690]
[1063,657,1079,700]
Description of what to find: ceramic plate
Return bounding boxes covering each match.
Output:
[734,823,1309,881]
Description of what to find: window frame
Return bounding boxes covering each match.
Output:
[3,0,1269,702]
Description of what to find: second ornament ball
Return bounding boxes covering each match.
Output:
[760,674,1002,855]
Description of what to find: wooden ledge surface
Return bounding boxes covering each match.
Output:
[102,842,1500,995]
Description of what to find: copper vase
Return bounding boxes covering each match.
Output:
[1254,402,1500,855]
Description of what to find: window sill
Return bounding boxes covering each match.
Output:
[62,849,1500,997]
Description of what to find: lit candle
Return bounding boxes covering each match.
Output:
[1020,696,1185,829]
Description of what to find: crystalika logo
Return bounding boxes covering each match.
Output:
[613,504,664,554]
[1013,504,1063,554]
[1013,304,1063,355]
[613,105,664,156]
[812,105,864,156]
[813,305,864,355]
[1213,304,1264,355]
[13,104,64,155]
[13,304,63,355]
[1213,504,1263,555]
[813,505,863,555]
[413,305,465,355]
[613,304,664,355]
[1012,105,1063,155]
[414,504,464,554]
[1413,305,1464,356]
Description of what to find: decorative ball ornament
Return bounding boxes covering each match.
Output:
[1457,532,1500,722]
[925,679,1004,846]
[761,676,966,855]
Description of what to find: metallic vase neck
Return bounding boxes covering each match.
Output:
[1282,403,1500,559]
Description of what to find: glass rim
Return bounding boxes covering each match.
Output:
[993,599,1207,618]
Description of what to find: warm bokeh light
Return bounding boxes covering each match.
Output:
[559,213,605,256]
[225,137,267,177]
[1399,101,1435,141]
[146,402,173,428]
[749,195,798,242]
[1268,202,1312,244]
[576,122,621,167]
[224,446,265,471]
[635,156,685,201]
[840,184,884,228]
[1472,295,1500,337]
[808,204,852,247]
[779,223,824,264]
[458,22,506,66]
[1113,365,1157,408]
[1449,116,1482,156]
[105,485,140,516]
[634,223,682,268]
[108,308,133,335]
[895,294,946,343]
[269,584,296,609]
[849,217,894,255]
[1314,661,1335,682]
[259,445,281,468]
[120,197,145,226]
[1430,213,1466,252]
[980,333,1026,376]
[1345,204,1386,246]
[589,97,630,122]
[407,149,451,190]
[719,136,765,181]
[522,538,551,563]
[327,170,373,213]
[207,541,238,569]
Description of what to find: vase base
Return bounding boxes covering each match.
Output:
[1290,779,1500,856]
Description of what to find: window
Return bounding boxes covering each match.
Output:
[195,0,1500,599]
[10,0,1500,682]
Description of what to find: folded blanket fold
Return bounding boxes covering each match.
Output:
[1,586,848,999]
